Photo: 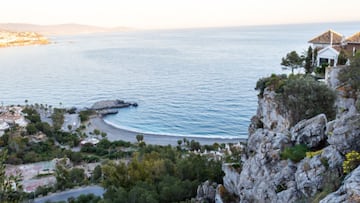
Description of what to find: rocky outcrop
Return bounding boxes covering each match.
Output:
[249,89,290,134]
[223,102,353,202]
[290,114,327,148]
[230,129,299,202]
[196,180,217,202]
[327,114,360,153]
[320,165,360,203]
[222,164,241,195]
[91,99,138,110]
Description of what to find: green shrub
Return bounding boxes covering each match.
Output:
[256,74,336,126]
[343,150,360,174]
[279,75,336,125]
[79,110,95,122]
[280,144,308,162]
[255,74,287,97]
[338,52,360,94]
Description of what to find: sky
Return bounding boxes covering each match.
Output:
[1,0,360,29]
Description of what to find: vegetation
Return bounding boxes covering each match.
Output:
[54,161,88,190]
[280,144,308,162]
[255,74,287,97]
[100,144,223,202]
[0,150,24,203]
[339,52,360,96]
[52,108,65,130]
[256,74,336,126]
[79,110,95,122]
[337,49,348,66]
[306,149,323,158]
[343,151,360,174]
[304,46,317,74]
[281,50,304,74]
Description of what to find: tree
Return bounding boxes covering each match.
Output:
[281,51,304,74]
[91,165,102,183]
[304,46,315,74]
[0,150,23,202]
[136,134,144,143]
[93,129,100,136]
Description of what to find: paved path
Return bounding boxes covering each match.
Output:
[34,185,104,203]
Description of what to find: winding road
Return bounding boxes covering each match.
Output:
[34,185,104,203]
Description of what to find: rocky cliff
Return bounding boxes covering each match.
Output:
[219,67,360,202]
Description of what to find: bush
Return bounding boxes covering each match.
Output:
[306,149,323,158]
[256,74,336,126]
[255,74,287,97]
[279,75,336,126]
[338,52,360,95]
[280,144,308,162]
[79,110,95,122]
[343,151,360,174]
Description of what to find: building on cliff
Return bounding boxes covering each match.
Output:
[309,30,360,67]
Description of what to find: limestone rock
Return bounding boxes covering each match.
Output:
[196,180,217,202]
[255,89,290,133]
[290,114,327,148]
[295,157,327,197]
[224,129,298,202]
[320,166,360,203]
[222,164,241,195]
[327,114,360,153]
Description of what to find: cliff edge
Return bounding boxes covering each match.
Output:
[220,66,360,202]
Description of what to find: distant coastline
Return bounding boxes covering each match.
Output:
[0,30,49,48]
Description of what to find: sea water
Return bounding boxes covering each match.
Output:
[0,22,358,138]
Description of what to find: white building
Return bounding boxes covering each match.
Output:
[308,29,344,67]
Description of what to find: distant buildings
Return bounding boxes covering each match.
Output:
[308,30,360,67]
[0,106,28,136]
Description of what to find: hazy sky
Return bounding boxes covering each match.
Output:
[1,0,360,29]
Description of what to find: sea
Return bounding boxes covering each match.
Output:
[0,22,358,139]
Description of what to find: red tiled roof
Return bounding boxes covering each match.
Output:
[345,32,360,44]
[308,30,343,44]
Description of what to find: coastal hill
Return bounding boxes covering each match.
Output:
[0,23,132,36]
[0,30,49,47]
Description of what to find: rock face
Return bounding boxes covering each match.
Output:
[222,84,360,202]
[196,180,217,202]
[233,129,299,203]
[290,114,327,148]
[249,89,290,134]
[320,165,360,203]
[91,99,138,110]
[327,114,360,153]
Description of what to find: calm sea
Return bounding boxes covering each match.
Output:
[0,22,358,138]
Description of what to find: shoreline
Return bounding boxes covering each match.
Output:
[88,116,247,146]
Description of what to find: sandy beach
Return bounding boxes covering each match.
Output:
[88,116,247,146]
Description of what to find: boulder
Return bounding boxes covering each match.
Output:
[327,114,360,153]
[290,114,327,148]
[320,166,360,203]
[295,157,327,197]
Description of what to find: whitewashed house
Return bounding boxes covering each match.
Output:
[308,30,344,67]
